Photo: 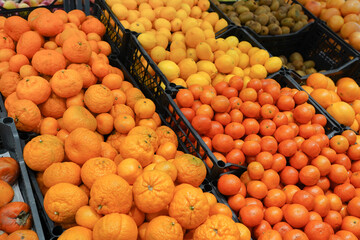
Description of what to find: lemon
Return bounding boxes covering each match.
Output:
[158,60,180,81]
[186,73,210,87]
[215,54,235,74]
[137,32,157,50]
[264,56,282,73]
[249,64,267,79]
[225,36,239,48]
[112,3,128,20]
[327,102,355,126]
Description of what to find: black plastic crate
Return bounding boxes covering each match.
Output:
[288,59,360,132]
[249,20,359,77]
[0,93,6,118]
[270,71,342,138]
[0,117,45,240]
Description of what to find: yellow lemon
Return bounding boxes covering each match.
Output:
[197,60,218,79]
[225,36,239,48]
[238,41,252,53]
[327,102,355,126]
[158,60,180,81]
[195,42,213,61]
[264,56,282,74]
[151,46,167,63]
[249,49,270,66]
[186,73,210,87]
[137,32,157,50]
[112,3,128,20]
[215,54,235,74]
[249,64,267,79]
[178,58,198,80]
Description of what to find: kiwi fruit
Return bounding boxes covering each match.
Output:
[245,20,262,34]
[268,23,282,35]
[292,21,305,32]
[287,7,301,21]
[255,6,268,15]
[240,12,254,24]
[303,60,315,69]
[281,26,290,34]
[226,5,235,12]
[270,0,280,11]
[236,5,250,14]
[305,68,317,75]
[255,13,269,25]
[279,55,287,65]
[289,52,303,63]
[281,17,295,28]
[260,26,269,35]
[292,59,303,70]
[286,63,296,70]
[231,17,241,26]
[259,0,273,6]
[244,0,258,11]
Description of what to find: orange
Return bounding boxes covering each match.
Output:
[90,174,132,215]
[173,154,206,187]
[23,134,64,171]
[16,76,51,105]
[84,84,114,114]
[32,49,66,76]
[80,157,117,188]
[93,213,138,240]
[133,170,175,213]
[6,230,38,240]
[193,214,240,239]
[43,162,81,188]
[44,183,88,223]
[57,226,92,240]
[306,73,328,89]
[119,134,155,167]
[169,185,209,229]
[64,128,102,165]
[75,205,101,230]
[153,161,178,182]
[327,102,355,126]
[128,126,159,151]
[16,31,43,59]
[0,180,14,207]
[117,158,143,185]
[62,105,97,132]
[145,216,183,240]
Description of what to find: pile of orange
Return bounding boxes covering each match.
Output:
[302,72,360,130]
[301,0,360,50]
[0,7,247,240]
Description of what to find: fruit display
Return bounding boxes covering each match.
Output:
[137,29,282,88]
[300,0,360,51]
[0,5,247,239]
[212,0,311,35]
[1,0,360,239]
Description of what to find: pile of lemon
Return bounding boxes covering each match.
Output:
[106,0,282,87]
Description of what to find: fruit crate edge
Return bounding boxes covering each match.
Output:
[0,117,45,240]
